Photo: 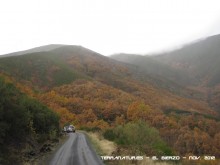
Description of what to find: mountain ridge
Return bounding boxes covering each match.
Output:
[0,44,217,116]
[111,34,220,111]
[0,42,220,162]
[0,44,66,58]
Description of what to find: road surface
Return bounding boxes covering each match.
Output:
[49,132,104,165]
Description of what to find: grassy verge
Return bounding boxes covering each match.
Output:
[84,131,174,165]
[84,131,116,156]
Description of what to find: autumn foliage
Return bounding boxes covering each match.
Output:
[0,46,220,160]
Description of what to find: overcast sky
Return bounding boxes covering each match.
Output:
[0,0,220,55]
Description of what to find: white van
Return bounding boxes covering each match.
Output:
[64,125,75,133]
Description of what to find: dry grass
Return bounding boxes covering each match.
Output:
[86,132,117,156]
[86,131,175,165]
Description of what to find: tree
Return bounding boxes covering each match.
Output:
[127,101,152,122]
[113,121,172,155]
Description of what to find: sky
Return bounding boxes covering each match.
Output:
[0,0,220,56]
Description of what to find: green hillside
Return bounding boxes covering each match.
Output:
[0,76,59,164]
[0,45,135,91]
[0,51,83,90]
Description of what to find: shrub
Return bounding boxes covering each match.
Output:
[0,77,60,164]
[104,121,173,155]
[103,129,116,141]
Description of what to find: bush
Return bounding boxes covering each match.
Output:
[0,77,60,164]
[104,121,173,155]
[21,97,60,135]
[103,129,116,141]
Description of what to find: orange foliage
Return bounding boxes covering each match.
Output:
[127,101,152,122]
[1,73,219,157]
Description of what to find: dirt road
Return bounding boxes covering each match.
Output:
[49,132,104,165]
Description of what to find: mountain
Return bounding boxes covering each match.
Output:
[0,44,65,58]
[111,34,220,111]
[0,44,203,101]
[153,34,220,110]
[0,44,220,160]
[112,34,220,86]
[153,34,220,87]
[0,45,135,91]
[0,45,216,115]
[111,53,192,86]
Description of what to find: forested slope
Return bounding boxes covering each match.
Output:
[0,76,59,164]
[0,44,220,162]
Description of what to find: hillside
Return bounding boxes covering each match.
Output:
[111,53,191,86]
[0,76,59,164]
[111,34,220,87]
[153,34,220,110]
[153,34,220,87]
[110,53,199,99]
[0,45,220,159]
[0,45,133,91]
[111,34,220,111]
[0,45,215,115]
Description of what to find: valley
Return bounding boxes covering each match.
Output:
[0,35,220,164]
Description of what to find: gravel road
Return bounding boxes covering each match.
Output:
[49,132,104,165]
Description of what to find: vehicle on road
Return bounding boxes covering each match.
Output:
[63,125,75,133]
